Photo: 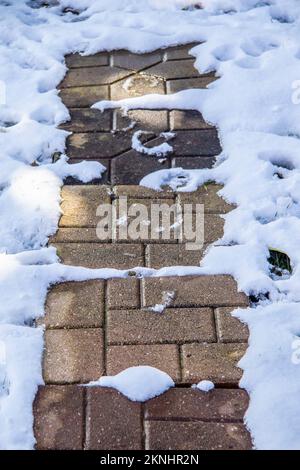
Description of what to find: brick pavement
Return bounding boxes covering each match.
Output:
[34,44,252,450]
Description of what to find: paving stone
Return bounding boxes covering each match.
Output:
[114,185,175,199]
[114,197,179,244]
[111,149,169,185]
[107,278,140,309]
[177,184,233,213]
[170,110,213,130]
[172,156,216,169]
[145,421,252,450]
[112,50,162,71]
[106,344,181,382]
[86,388,142,450]
[60,85,109,108]
[64,159,109,185]
[60,66,132,87]
[60,108,112,132]
[115,109,169,133]
[145,244,204,268]
[34,385,84,450]
[107,307,216,345]
[181,343,247,385]
[181,214,225,244]
[54,243,144,269]
[142,275,249,308]
[145,388,249,422]
[67,132,133,160]
[44,328,104,383]
[143,59,198,80]
[167,75,216,93]
[171,130,221,156]
[164,43,198,61]
[42,280,104,328]
[66,52,109,68]
[51,227,105,243]
[111,73,165,100]
[59,185,111,227]
[215,307,249,343]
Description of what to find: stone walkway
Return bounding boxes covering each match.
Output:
[33,45,252,450]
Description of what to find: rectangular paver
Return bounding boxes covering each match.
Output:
[107,307,216,345]
[54,243,144,269]
[107,278,140,309]
[170,110,213,130]
[145,421,252,450]
[34,385,84,450]
[60,108,112,132]
[43,328,104,384]
[61,66,131,87]
[142,275,249,308]
[167,75,216,93]
[215,307,249,343]
[42,280,104,328]
[181,342,247,385]
[60,85,109,108]
[59,185,111,227]
[177,184,233,213]
[145,388,249,422]
[86,388,142,450]
[106,344,181,382]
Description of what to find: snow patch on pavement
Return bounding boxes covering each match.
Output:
[88,366,175,402]
[193,380,215,392]
[131,130,175,157]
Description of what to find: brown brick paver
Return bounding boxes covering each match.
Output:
[42,280,104,328]
[34,385,84,450]
[107,308,216,345]
[106,344,181,382]
[34,45,252,450]
[43,328,104,383]
[145,421,252,450]
[181,343,247,385]
[86,388,142,450]
[145,387,249,422]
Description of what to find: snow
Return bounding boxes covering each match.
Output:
[88,366,175,402]
[148,291,175,313]
[131,130,175,157]
[193,380,215,392]
[1,0,300,450]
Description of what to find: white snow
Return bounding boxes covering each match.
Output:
[1,0,300,450]
[88,366,175,402]
[148,290,175,313]
[131,130,175,157]
[193,380,215,392]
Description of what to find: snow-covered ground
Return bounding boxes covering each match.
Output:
[1,0,300,450]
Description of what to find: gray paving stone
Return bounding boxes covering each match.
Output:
[111,73,165,100]
[60,109,112,132]
[170,110,213,130]
[107,307,216,345]
[171,130,221,156]
[112,50,162,71]
[111,149,169,185]
[61,66,132,87]
[164,43,198,61]
[115,109,169,133]
[54,243,144,269]
[143,59,198,80]
[145,421,252,450]
[60,85,109,108]
[167,75,216,93]
[66,52,109,68]
[172,156,216,169]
